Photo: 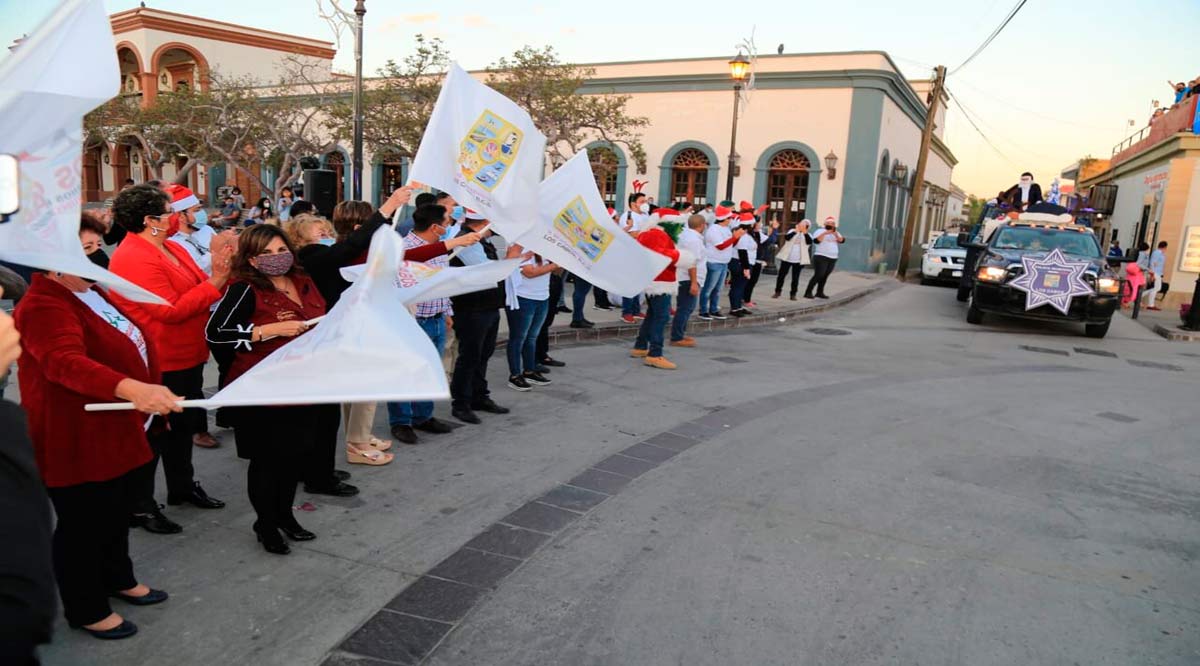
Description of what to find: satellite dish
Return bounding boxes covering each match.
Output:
[777,44,784,55]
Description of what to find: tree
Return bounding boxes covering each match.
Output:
[326,35,449,161]
[966,195,985,222]
[84,93,207,184]
[485,46,648,172]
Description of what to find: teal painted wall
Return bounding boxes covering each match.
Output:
[837,88,885,272]
[207,164,226,206]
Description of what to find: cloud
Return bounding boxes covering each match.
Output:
[463,15,491,28]
[377,13,440,33]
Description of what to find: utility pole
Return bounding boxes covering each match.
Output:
[896,65,946,281]
[351,0,366,200]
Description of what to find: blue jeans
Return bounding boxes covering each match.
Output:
[634,294,672,357]
[699,261,728,314]
[571,277,591,323]
[671,281,697,341]
[505,297,549,376]
[387,316,446,426]
[728,258,747,311]
[621,295,642,317]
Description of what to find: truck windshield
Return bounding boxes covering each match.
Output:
[992,227,1101,258]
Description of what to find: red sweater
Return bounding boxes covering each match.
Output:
[109,233,222,371]
[14,276,156,488]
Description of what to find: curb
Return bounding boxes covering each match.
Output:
[1152,324,1200,342]
[493,283,887,350]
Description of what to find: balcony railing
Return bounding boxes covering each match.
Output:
[1111,96,1199,166]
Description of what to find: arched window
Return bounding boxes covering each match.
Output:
[590,147,620,208]
[670,148,710,206]
[765,149,810,227]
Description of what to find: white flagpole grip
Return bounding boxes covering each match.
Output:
[448,222,492,260]
[84,399,215,412]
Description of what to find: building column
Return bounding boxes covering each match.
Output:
[139,72,157,108]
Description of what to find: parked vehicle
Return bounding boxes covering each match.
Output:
[920,234,968,285]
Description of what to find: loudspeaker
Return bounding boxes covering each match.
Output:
[303,169,337,220]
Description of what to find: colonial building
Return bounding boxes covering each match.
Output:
[1075,97,1200,307]
[91,8,956,272]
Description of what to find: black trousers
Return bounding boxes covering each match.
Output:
[47,471,138,627]
[806,255,837,297]
[728,258,748,311]
[302,403,342,487]
[744,263,764,302]
[236,406,314,535]
[451,309,500,410]
[594,288,612,308]
[775,262,805,296]
[536,273,564,362]
[132,363,203,512]
[211,344,236,429]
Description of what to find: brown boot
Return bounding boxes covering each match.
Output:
[644,356,677,370]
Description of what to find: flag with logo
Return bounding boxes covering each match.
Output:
[0,0,165,304]
[407,63,547,240]
[516,150,668,298]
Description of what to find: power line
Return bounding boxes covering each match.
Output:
[948,89,1061,162]
[950,0,1030,75]
[947,77,1114,132]
[947,90,1019,169]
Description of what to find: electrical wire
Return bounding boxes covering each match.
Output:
[948,89,1062,162]
[946,90,1020,168]
[950,0,1030,75]
[948,76,1114,131]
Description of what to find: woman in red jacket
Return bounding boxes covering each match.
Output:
[108,185,235,535]
[15,217,182,640]
[205,225,335,555]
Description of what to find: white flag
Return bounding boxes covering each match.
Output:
[340,257,521,304]
[202,229,449,407]
[407,63,547,240]
[0,0,165,304]
[516,151,668,298]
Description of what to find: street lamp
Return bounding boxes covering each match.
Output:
[824,150,838,180]
[352,0,366,200]
[893,162,908,183]
[725,53,750,201]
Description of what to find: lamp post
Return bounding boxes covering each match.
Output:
[725,53,750,201]
[824,151,838,180]
[351,0,366,200]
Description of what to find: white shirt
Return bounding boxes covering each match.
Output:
[704,223,734,263]
[813,228,842,259]
[785,231,810,264]
[1149,249,1166,276]
[514,258,551,300]
[676,227,706,285]
[735,232,758,263]
[168,225,215,275]
[620,211,650,234]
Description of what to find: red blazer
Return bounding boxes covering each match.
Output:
[109,233,221,372]
[14,275,156,488]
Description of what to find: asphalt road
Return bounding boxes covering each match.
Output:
[40,280,1200,666]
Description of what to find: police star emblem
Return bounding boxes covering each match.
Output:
[1008,248,1094,315]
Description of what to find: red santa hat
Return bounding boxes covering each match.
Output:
[164,183,201,212]
[644,207,684,231]
[735,211,757,227]
[464,208,487,221]
[823,215,838,227]
[714,204,734,221]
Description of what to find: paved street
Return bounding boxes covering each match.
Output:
[36,280,1200,666]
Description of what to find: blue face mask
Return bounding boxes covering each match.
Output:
[316,238,336,247]
[192,209,209,227]
[451,205,465,221]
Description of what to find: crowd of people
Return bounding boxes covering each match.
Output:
[0,177,845,649]
[1150,77,1200,126]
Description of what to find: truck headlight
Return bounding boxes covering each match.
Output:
[1097,277,1120,294]
[977,266,1007,283]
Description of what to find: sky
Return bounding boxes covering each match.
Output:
[3,0,1197,198]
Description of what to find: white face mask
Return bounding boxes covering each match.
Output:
[639,203,650,214]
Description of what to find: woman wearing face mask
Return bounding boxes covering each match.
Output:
[247,197,272,224]
[15,215,183,640]
[205,225,330,555]
[108,184,236,535]
[81,211,111,268]
[804,216,844,300]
